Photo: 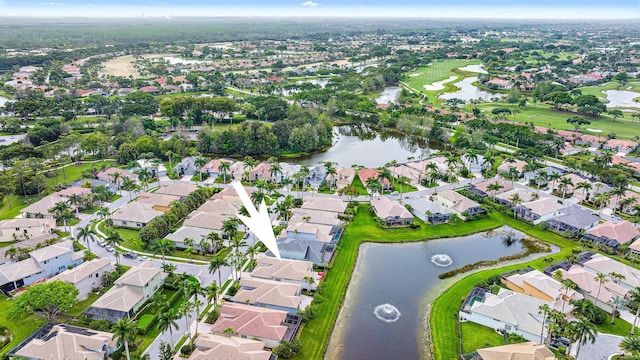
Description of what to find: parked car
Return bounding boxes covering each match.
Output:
[139,256,150,261]
[97,240,106,247]
[104,245,115,252]
[123,252,137,259]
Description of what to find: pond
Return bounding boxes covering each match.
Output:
[327,226,528,360]
[288,124,447,167]
[376,86,402,105]
[439,76,504,102]
[604,90,640,109]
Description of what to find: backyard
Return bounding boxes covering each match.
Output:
[0,296,46,357]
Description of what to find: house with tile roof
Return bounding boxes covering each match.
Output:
[232,277,307,314]
[49,258,114,300]
[357,168,390,191]
[111,201,164,228]
[468,179,514,199]
[584,220,640,248]
[269,237,335,267]
[85,261,166,322]
[581,253,640,291]
[211,302,300,349]
[190,334,272,360]
[514,197,566,224]
[475,342,555,360]
[370,196,414,226]
[502,269,582,313]
[603,139,638,154]
[0,240,84,294]
[10,323,116,360]
[459,288,550,342]
[96,167,138,184]
[434,190,485,220]
[154,182,198,198]
[300,197,347,214]
[326,167,356,190]
[544,205,600,236]
[0,218,55,242]
[401,194,453,224]
[251,254,321,291]
[559,265,628,312]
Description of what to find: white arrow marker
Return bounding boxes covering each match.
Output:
[232,181,280,259]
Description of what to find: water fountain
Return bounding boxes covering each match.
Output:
[430,254,453,267]
[373,303,401,323]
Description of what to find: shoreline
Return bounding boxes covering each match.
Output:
[324,229,559,360]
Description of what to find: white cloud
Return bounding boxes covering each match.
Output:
[301,1,319,7]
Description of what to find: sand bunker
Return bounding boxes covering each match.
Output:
[409,73,422,77]
[423,76,457,91]
[458,64,488,74]
[586,128,603,133]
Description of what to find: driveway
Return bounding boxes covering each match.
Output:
[576,333,623,360]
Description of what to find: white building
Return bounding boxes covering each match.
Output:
[50,258,114,300]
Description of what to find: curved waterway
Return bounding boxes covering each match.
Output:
[327,226,528,360]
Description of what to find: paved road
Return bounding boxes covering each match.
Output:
[575,333,623,360]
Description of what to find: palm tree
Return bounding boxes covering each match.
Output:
[576,181,592,203]
[179,300,194,346]
[209,256,229,286]
[574,316,597,359]
[194,156,207,183]
[487,181,503,202]
[595,272,608,306]
[538,304,551,344]
[105,230,122,248]
[243,156,258,186]
[558,177,573,198]
[157,308,179,348]
[593,192,611,216]
[97,207,111,219]
[165,151,174,173]
[198,238,210,255]
[548,172,561,192]
[609,296,627,324]
[244,245,260,270]
[67,194,84,214]
[508,193,523,218]
[205,281,221,304]
[207,232,223,253]
[612,187,627,215]
[629,287,640,335]
[230,236,248,281]
[112,172,121,195]
[620,335,640,357]
[76,225,97,253]
[219,160,231,183]
[113,318,138,360]
[149,238,176,263]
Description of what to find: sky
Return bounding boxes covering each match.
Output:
[0,0,639,19]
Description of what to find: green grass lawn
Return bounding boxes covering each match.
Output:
[293,206,502,360]
[349,175,369,196]
[460,322,505,354]
[404,59,481,90]
[0,194,47,220]
[49,160,117,187]
[66,292,101,316]
[403,59,482,105]
[0,296,46,357]
[476,103,640,139]
[578,81,634,101]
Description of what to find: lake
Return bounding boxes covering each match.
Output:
[604,90,640,109]
[439,76,504,102]
[376,86,402,105]
[327,226,528,360]
[288,124,446,167]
